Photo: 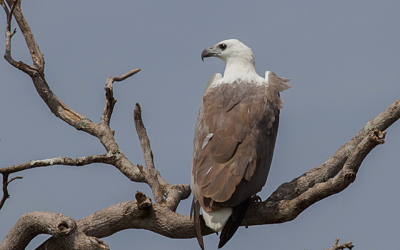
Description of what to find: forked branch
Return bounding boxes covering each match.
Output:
[29,100,400,250]
[0,173,22,210]
[102,68,141,125]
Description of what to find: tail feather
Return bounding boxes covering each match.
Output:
[218,198,251,248]
[192,199,205,250]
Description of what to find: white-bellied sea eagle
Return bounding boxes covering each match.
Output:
[191,39,291,249]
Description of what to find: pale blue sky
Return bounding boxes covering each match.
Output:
[1,1,400,249]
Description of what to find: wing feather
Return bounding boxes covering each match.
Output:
[192,71,290,242]
[194,81,267,206]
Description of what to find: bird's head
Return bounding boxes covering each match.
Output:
[201,39,254,64]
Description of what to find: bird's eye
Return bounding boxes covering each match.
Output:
[219,43,227,50]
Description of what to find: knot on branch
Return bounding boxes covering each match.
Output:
[54,218,76,237]
[135,191,152,210]
[371,129,386,144]
[344,171,356,183]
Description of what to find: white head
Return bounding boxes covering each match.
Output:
[202,39,259,82]
[201,39,255,64]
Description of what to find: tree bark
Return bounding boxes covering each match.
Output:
[1,211,109,250]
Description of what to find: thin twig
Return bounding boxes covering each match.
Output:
[101,69,141,125]
[0,153,117,174]
[3,0,36,75]
[134,103,164,203]
[0,173,22,210]
[1,0,9,17]
[6,0,18,31]
[112,68,141,82]
[7,176,23,184]
[5,0,44,71]
[324,238,354,250]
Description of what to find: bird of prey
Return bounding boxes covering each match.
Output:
[191,39,290,249]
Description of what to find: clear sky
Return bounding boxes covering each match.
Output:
[1,1,400,249]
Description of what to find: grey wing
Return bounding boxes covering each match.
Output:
[223,72,291,206]
[191,73,221,205]
[192,82,281,211]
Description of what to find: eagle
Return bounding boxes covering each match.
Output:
[191,39,290,249]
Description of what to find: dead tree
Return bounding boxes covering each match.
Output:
[0,1,399,249]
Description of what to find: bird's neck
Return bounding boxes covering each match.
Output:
[223,58,257,82]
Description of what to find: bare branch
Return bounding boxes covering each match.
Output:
[132,104,191,209]
[0,173,22,210]
[5,0,44,72]
[1,1,146,186]
[163,183,191,211]
[36,200,214,250]
[101,68,141,125]
[112,68,141,82]
[267,99,400,203]
[2,0,36,75]
[0,0,8,14]
[7,176,23,184]
[0,153,118,174]
[262,129,387,224]
[134,103,165,203]
[324,238,354,250]
[0,212,109,250]
[35,99,399,247]
[6,0,17,31]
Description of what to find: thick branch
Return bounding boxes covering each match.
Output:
[0,211,109,250]
[36,200,214,250]
[32,99,400,246]
[267,99,400,203]
[262,129,386,224]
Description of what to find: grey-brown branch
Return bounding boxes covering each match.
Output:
[0,212,109,250]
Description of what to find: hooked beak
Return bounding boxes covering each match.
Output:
[201,47,218,61]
